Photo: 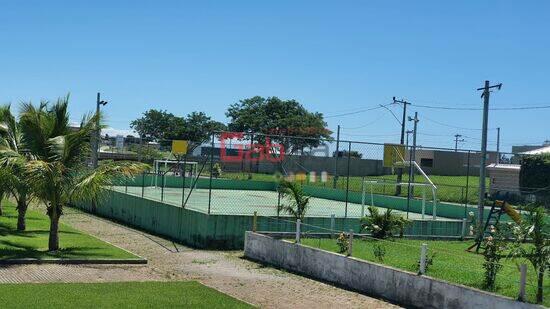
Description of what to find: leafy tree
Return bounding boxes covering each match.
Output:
[130,109,182,141]
[360,206,409,239]
[131,110,225,152]
[172,112,226,152]
[0,105,33,229]
[226,96,332,154]
[277,180,310,221]
[520,154,550,208]
[510,206,550,303]
[18,97,147,251]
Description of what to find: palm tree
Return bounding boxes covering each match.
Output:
[277,180,310,221]
[0,105,33,229]
[18,97,147,251]
[0,169,7,216]
[360,206,409,239]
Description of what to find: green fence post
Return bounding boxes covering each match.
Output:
[465,150,471,206]
[253,211,257,232]
[181,154,187,207]
[141,172,145,198]
[207,133,214,214]
[277,191,281,217]
[161,173,165,202]
[344,142,351,218]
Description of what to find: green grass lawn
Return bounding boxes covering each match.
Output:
[0,281,253,308]
[0,200,139,260]
[218,171,487,205]
[301,237,549,306]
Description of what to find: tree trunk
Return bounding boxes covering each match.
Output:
[537,266,544,303]
[48,208,60,252]
[16,198,28,231]
[91,199,97,213]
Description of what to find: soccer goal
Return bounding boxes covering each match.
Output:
[153,159,199,187]
[362,160,438,220]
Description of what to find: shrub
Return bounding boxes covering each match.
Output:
[277,180,310,221]
[415,252,436,274]
[212,163,222,178]
[482,225,507,291]
[336,233,349,254]
[509,206,550,303]
[360,206,409,239]
[373,243,386,262]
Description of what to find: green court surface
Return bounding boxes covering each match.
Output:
[112,186,453,220]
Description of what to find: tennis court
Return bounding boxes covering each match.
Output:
[112,186,454,220]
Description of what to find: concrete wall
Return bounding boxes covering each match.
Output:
[244,232,540,309]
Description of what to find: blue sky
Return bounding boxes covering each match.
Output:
[1,0,549,152]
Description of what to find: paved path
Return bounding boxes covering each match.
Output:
[0,207,399,309]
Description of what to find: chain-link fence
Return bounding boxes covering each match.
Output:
[102,131,548,219]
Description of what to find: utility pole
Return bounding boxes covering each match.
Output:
[405,130,413,148]
[408,112,419,176]
[92,92,108,168]
[406,112,419,218]
[476,81,502,239]
[393,97,411,196]
[454,134,464,152]
[496,127,501,164]
[332,125,341,188]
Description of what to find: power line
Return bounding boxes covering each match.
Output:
[414,104,550,111]
[324,103,393,118]
[340,113,386,130]
[340,132,400,137]
[423,116,497,131]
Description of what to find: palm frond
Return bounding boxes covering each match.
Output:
[69,161,148,203]
[278,180,310,220]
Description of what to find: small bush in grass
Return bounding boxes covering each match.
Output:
[509,206,549,303]
[336,233,349,254]
[212,163,222,178]
[373,243,386,262]
[482,225,507,291]
[414,251,436,274]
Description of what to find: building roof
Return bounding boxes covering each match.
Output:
[520,145,550,155]
[486,163,521,170]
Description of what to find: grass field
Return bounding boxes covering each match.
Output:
[0,200,138,260]
[301,238,549,306]
[0,281,253,308]
[218,171,487,205]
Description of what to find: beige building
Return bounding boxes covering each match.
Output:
[486,164,521,197]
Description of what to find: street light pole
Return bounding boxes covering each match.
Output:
[92,92,108,168]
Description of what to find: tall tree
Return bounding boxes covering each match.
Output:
[172,112,226,152]
[226,96,332,153]
[0,105,33,229]
[130,109,182,141]
[131,109,226,152]
[520,154,550,208]
[18,97,147,251]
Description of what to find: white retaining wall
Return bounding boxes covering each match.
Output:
[244,232,541,309]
